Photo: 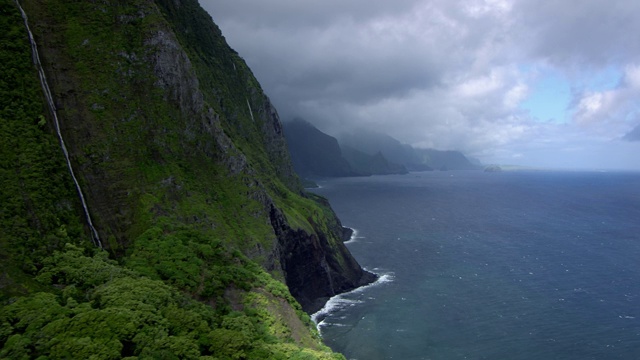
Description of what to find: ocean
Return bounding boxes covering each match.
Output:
[310,170,640,360]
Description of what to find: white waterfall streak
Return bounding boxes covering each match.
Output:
[16,0,102,248]
[246,99,255,121]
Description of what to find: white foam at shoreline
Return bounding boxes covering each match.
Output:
[311,271,394,332]
[344,227,365,244]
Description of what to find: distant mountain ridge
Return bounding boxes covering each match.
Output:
[283,120,478,179]
[341,145,408,175]
[282,119,357,177]
[283,119,407,177]
[340,130,479,171]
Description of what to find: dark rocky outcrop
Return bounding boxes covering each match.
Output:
[270,205,376,313]
[340,227,355,242]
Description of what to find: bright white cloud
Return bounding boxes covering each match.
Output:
[570,63,640,140]
[200,0,640,170]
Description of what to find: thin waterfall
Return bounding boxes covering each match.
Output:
[16,0,102,248]
[246,99,255,121]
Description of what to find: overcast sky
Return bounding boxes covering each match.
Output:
[200,0,640,170]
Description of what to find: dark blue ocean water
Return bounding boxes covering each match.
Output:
[310,171,640,360]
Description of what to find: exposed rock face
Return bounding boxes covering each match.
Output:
[20,0,373,314]
[256,98,301,191]
[146,29,204,117]
[143,0,374,308]
[270,205,376,313]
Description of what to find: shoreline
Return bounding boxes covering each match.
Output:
[311,227,392,333]
[311,269,393,332]
[342,226,358,244]
[340,226,354,242]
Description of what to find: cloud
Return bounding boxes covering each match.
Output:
[570,64,640,138]
[201,0,640,170]
[624,124,640,141]
[512,0,640,66]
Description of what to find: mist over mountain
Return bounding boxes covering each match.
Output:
[283,119,356,177]
[283,119,407,178]
[467,156,484,167]
[340,131,479,171]
[415,148,479,171]
[340,145,408,175]
[340,131,421,168]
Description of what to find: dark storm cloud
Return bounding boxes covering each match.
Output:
[205,0,420,29]
[203,0,513,124]
[513,0,640,66]
[200,0,640,169]
[205,1,450,111]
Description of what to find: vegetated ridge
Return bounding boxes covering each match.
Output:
[0,0,374,358]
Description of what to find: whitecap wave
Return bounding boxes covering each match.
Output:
[311,271,394,332]
[311,297,364,324]
[319,322,350,328]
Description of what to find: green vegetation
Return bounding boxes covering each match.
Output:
[0,244,343,359]
[153,0,301,192]
[1,0,363,358]
[0,0,90,299]
[14,0,303,256]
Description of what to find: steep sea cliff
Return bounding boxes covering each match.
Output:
[0,0,373,357]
